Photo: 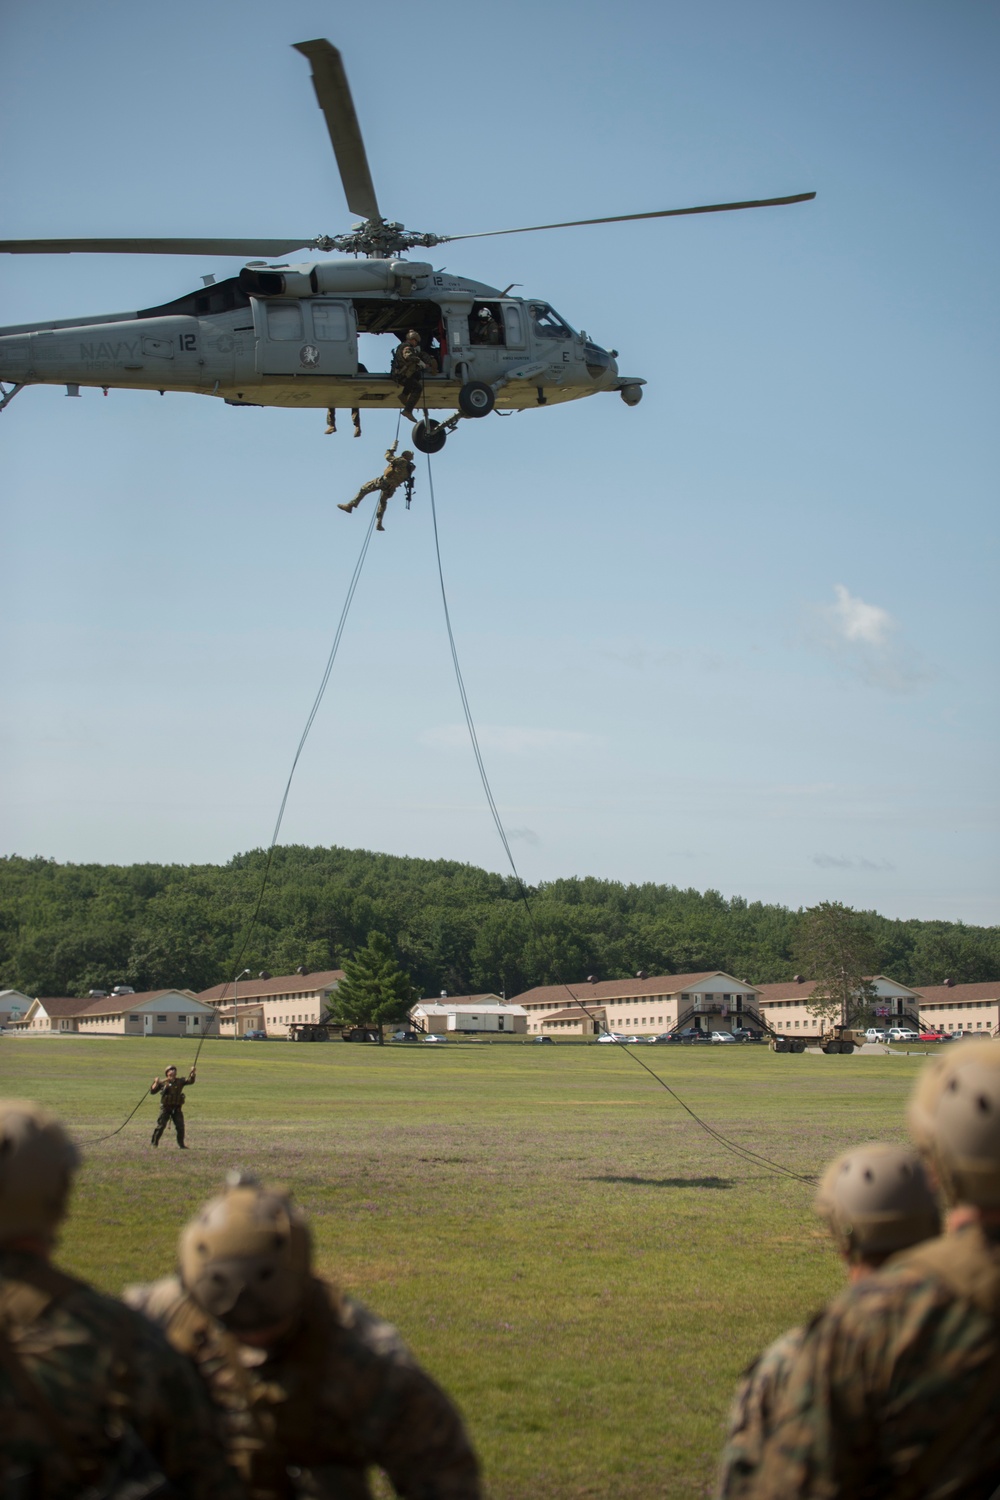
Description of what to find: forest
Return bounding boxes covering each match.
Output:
[1,845,997,1000]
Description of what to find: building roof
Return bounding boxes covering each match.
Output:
[757,975,921,1003]
[25,997,86,1018]
[79,989,204,1017]
[413,1000,527,1017]
[513,972,754,1006]
[415,993,503,1007]
[755,980,819,1002]
[539,1006,606,1023]
[198,970,344,1003]
[917,981,1000,1004]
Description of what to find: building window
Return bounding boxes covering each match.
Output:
[157,1015,167,1022]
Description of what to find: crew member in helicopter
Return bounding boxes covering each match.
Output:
[339,441,415,532]
[471,306,502,345]
[392,328,434,423]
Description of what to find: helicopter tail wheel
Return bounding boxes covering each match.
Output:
[412,419,447,455]
[457,381,495,418]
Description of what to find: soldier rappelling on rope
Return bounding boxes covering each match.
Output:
[150,1064,195,1149]
[339,442,415,532]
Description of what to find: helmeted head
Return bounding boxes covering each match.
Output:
[401,450,414,461]
[0,1100,80,1246]
[814,1142,939,1263]
[165,1066,177,1078]
[405,328,421,344]
[477,307,492,321]
[908,1040,1000,1208]
[178,1172,311,1334]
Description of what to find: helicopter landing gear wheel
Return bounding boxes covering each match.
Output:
[412,419,447,455]
[457,381,495,418]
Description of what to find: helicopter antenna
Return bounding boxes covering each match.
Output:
[293,41,381,224]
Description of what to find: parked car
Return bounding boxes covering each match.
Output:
[391,1029,420,1042]
[624,1035,644,1044]
[597,1032,625,1043]
[730,1027,762,1043]
[534,1035,555,1045]
[865,1028,889,1043]
[918,1030,945,1043]
[888,1028,920,1042]
[650,1032,678,1044]
[242,1029,267,1041]
[422,1033,445,1043]
[710,1030,736,1044]
[677,1028,711,1043]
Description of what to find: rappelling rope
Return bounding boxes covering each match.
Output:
[85,505,380,1144]
[423,452,815,1186]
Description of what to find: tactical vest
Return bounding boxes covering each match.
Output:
[153,1278,348,1500]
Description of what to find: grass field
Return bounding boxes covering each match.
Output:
[2,1036,929,1498]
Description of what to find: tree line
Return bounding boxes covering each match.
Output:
[0,845,996,1000]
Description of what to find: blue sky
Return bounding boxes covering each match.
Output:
[2,0,997,923]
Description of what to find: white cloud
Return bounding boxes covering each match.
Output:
[418,725,597,755]
[811,585,933,695]
[827,584,892,647]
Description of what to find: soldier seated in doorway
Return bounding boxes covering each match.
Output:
[717,1142,939,1498]
[125,1173,481,1500]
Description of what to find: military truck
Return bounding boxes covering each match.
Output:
[820,1024,867,1055]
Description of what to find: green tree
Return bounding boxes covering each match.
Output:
[329,931,415,1044]
[795,901,879,1029]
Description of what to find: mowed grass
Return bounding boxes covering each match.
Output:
[2,1037,927,1498]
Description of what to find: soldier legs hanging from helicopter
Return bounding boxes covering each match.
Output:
[325,407,362,437]
[338,442,415,531]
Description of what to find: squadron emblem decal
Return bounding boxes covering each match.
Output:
[299,344,320,368]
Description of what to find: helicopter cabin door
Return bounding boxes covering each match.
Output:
[254,298,357,376]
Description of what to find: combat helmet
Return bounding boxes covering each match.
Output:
[0,1099,80,1244]
[908,1039,1000,1207]
[401,450,414,460]
[178,1172,311,1332]
[814,1142,940,1261]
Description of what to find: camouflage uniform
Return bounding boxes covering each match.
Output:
[0,1246,245,1499]
[391,341,430,416]
[747,1224,1000,1498]
[126,1272,480,1500]
[717,1323,809,1498]
[340,448,415,531]
[151,1069,194,1147]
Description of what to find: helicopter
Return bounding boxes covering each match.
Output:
[0,40,814,454]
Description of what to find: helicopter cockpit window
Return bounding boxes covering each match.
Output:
[529,303,573,339]
[266,303,304,341]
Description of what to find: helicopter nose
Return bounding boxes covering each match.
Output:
[584,342,618,386]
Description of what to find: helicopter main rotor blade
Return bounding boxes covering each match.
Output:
[444,192,817,242]
[0,237,320,257]
[293,40,381,224]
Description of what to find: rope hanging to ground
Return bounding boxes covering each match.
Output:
[85,506,379,1144]
[424,453,815,1187]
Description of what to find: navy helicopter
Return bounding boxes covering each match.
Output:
[0,41,814,453]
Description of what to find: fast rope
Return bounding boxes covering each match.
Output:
[85,505,379,1143]
[424,452,815,1187]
